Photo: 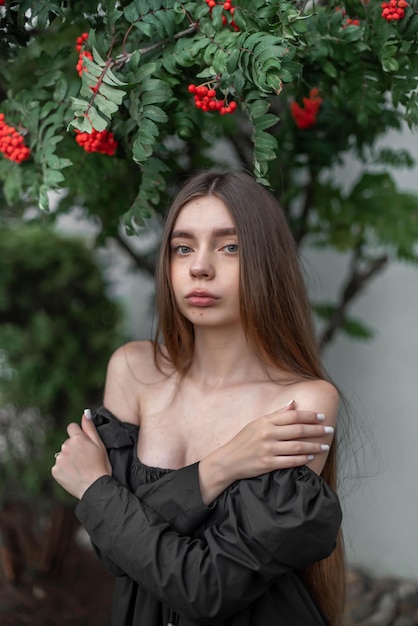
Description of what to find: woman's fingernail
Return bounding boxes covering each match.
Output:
[316,413,325,421]
[324,426,334,434]
[307,454,315,461]
[84,408,92,420]
[321,444,330,451]
[285,399,295,407]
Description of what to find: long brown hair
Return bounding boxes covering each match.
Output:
[154,170,345,624]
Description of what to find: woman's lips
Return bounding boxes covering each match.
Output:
[186,291,219,306]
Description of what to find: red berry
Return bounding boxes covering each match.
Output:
[75,128,117,156]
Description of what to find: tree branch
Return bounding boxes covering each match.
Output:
[319,251,389,349]
[113,233,156,277]
[295,174,315,245]
[114,24,198,68]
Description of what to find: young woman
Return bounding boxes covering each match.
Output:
[52,170,345,626]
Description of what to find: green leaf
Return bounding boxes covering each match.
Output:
[93,94,120,116]
[85,107,109,131]
[342,317,374,340]
[139,117,159,138]
[142,90,172,105]
[134,20,153,37]
[135,62,159,82]
[92,46,107,67]
[195,67,217,79]
[39,101,58,120]
[98,83,126,105]
[226,48,240,74]
[102,66,126,87]
[254,114,279,132]
[382,57,399,72]
[68,117,93,133]
[132,138,153,163]
[3,164,23,205]
[44,169,65,186]
[124,3,139,22]
[249,100,270,118]
[38,184,50,212]
[70,97,90,112]
[143,105,169,123]
[278,68,293,83]
[323,62,338,78]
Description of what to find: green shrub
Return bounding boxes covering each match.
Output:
[0,225,124,501]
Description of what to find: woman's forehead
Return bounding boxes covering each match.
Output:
[173,195,235,231]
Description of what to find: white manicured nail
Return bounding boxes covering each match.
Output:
[84,408,92,419]
[321,444,330,451]
[324,426,334,434]
[316,413,325,421]
[307,454,314,460]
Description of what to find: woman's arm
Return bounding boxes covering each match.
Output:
[199,380,339,504]
[75,466,341,622]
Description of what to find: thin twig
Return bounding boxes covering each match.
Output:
[319,252,389,349]
[114,24,198,68]
[113,232,155,276]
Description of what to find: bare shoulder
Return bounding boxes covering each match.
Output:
[103,340,166,424]
[106,340,158,379]
[287,378,340,475]
[291,378,340,426]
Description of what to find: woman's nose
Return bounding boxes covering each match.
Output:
[189,254,214,279]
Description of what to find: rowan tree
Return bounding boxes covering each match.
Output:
[1,0,418,344]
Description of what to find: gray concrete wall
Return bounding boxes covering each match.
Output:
[304,125,418,579]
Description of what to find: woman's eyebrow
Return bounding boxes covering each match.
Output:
[170,227,236,240]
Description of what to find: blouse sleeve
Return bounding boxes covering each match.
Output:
[89,462,213,577]
[76,465,342,622]
[89,404,213,576]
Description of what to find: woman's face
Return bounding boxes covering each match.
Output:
[169,195,241,329]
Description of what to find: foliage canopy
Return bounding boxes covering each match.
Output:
[1,0,418,343]
[0,225,123,500]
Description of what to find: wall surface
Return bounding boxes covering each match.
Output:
[304,125,418,579]
[305,249,418,579]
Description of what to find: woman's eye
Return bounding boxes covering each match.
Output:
[223,244,239,254]
[173,245,192,255]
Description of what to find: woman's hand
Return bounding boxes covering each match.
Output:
[51,410,111,500]
[198,400,334,505]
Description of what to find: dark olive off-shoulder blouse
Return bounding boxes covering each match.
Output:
[76,407,342,626]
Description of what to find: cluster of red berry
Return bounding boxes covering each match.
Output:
[204,0,239,31]
[188,84,237,115]
[74,33,118,156]
[75,32,94,78]
[0,113,31,163]
[381,0,407,20]
[335,7,360,27]
[290,88,323,130]
[75,128,118,156]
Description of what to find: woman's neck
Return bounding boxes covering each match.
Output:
[188,326,266,388]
